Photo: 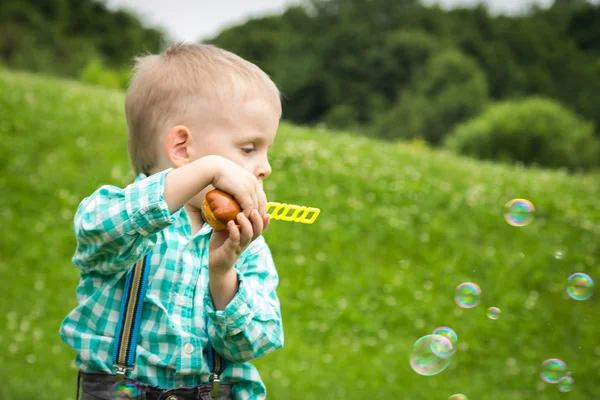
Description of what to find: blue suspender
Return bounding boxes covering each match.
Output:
[112,253,224,396]
[205,314,224,397]
[112,254,151,377]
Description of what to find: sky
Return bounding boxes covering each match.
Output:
[104,0,558,42]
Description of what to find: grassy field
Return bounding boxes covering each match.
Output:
[1,69,599,400]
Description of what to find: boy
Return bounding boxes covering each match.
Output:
[59,43,284,400]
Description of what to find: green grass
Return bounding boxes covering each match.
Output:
[1,69,599,400]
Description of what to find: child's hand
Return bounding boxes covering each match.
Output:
[211,157,267,217]
[209,210,270,274]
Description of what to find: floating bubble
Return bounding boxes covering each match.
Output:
[429,333,455,359]
[111,382,140,399]
[448,395,468,400]
[504,199,535,227]
[432,326,458,347]
[554,251,564,260]
[431,327,457,358]
[557,376,574,393]
[487,307,501,320]
[566,273,594,301]
[454,282,481,309]
[410,334,452,376]
[540,358,567,384]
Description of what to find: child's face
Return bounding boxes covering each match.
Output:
[187,95,280,209]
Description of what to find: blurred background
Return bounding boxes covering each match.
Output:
[1,0,599,399]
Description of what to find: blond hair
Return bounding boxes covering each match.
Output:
[125,42,281,175]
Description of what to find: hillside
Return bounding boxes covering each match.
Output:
[0,69,599,400]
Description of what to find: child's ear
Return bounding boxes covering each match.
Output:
[165,125,193,167]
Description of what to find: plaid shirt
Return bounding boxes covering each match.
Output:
[59,169,284,399]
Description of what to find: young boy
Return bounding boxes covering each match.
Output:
[59,43,284,400]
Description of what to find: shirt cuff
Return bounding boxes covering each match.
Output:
[205,274,255,337]
[124,168,181,236]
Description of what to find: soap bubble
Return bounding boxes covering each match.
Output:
[432,326,458,347]
[448,395,468,400]
[557,376,574,393]
[540,358,567,384]
[429,334,455,359]
[504,199,535,227]
[410,334,452,376]
[487,307,501,320]
[454,282,481,308]
[431,327,457,358]
[566,272,594,301]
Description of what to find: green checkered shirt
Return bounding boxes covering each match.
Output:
[59,169,284,399]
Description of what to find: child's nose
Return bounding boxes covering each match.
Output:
[255,158,272,180]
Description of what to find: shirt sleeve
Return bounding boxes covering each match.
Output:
[72,168,182,275]
[204,236,284,363]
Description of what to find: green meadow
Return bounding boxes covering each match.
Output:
[1,69,599,400]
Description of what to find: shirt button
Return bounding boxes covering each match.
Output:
[183,342,194,354]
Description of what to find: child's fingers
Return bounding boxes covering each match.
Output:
[249,209,264,239]
[226,220,241,246]
[262,213,270,231]
[237,193,257,217]
[236,212,253,246]
[235,197,251,216]
[250,189,259,216]
[233,180,259,217]
[257,188,268,216]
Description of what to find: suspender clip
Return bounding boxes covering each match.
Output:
[210,373,221,398]
[114,364,128,381]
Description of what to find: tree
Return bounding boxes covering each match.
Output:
[373,49,489,144]
[553,0,590,5]
[0,0,167,78]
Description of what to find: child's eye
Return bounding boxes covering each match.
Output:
[241,146,255,154]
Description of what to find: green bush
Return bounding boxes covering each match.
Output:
[80,58,130,89]
[372,49,489,144]
[445,97,600,171]
[322,104,358,129]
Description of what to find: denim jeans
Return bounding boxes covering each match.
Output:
[78,371,233,400]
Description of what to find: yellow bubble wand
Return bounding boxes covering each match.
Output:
[201,189,321,231]
[265,201,320,224]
